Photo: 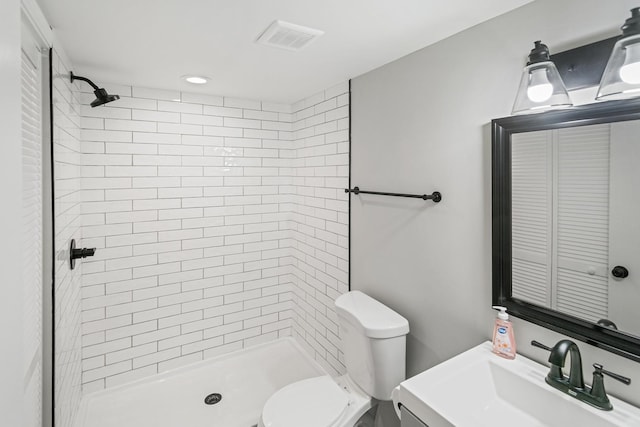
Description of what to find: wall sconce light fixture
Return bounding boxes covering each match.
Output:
[512,8,640,114]
[597,7,640,100]
[512,41,572,115]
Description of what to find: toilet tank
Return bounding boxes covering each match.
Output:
[334,291,409,400]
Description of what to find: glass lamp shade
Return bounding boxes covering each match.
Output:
[512,61,572,114]
[596,34,640,100]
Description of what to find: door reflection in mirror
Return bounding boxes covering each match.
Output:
[511,121,640,336]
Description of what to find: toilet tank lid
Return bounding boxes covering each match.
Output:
[334,291,409,338]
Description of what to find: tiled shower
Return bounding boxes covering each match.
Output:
[53,46,349,426]
[52,47,83,427]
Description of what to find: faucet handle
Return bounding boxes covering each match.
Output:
[531,340,552,351]
[590,363,630,409]
[593,363,632,385]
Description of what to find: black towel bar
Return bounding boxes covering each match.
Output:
[345,186,441,203]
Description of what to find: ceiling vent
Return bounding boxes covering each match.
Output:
[256,20,324,51]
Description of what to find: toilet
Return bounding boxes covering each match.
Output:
[259,291,409,427]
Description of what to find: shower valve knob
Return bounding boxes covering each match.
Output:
[72,247,96,259]
[69,238,96,270]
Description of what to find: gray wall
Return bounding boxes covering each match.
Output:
[351,0,640,406]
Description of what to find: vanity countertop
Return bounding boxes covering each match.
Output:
[395,341,640,427]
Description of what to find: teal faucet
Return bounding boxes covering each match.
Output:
[531,340,631,411]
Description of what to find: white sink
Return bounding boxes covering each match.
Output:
[396,342,640,427]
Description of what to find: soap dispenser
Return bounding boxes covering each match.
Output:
[492,306,516,359]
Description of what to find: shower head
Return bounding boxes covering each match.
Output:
[90,89,120,108]
[70,71,120,108]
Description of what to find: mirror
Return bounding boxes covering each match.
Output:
[492,98,640,362]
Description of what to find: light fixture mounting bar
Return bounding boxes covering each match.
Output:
[551,37,619,91]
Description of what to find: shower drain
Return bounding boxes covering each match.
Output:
[204,393,222,405]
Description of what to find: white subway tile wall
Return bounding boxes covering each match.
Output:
[289,83,350,375]
[75,82,349,390]
[53,49,84,427]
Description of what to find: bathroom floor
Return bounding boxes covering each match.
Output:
[75,338,325,427]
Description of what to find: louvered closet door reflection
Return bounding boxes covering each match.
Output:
[21,30,43,427]
[511,130,553,307]
[555,124,610,322]
[607,121,640,332]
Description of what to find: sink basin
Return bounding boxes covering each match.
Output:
[396,342,640,427]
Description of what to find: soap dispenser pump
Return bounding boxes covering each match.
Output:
[492,306,516,359]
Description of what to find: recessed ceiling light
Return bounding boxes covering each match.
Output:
[182,75,209,85]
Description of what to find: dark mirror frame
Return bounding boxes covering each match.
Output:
[492,97,640,363]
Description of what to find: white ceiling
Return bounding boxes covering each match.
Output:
[37,0,533,103]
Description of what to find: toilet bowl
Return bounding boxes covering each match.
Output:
[258,374,371,427]
[258,291,409,427]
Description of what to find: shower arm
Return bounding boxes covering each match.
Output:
[70,71,100,91]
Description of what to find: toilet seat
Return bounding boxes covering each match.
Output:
[260,376,349,427]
